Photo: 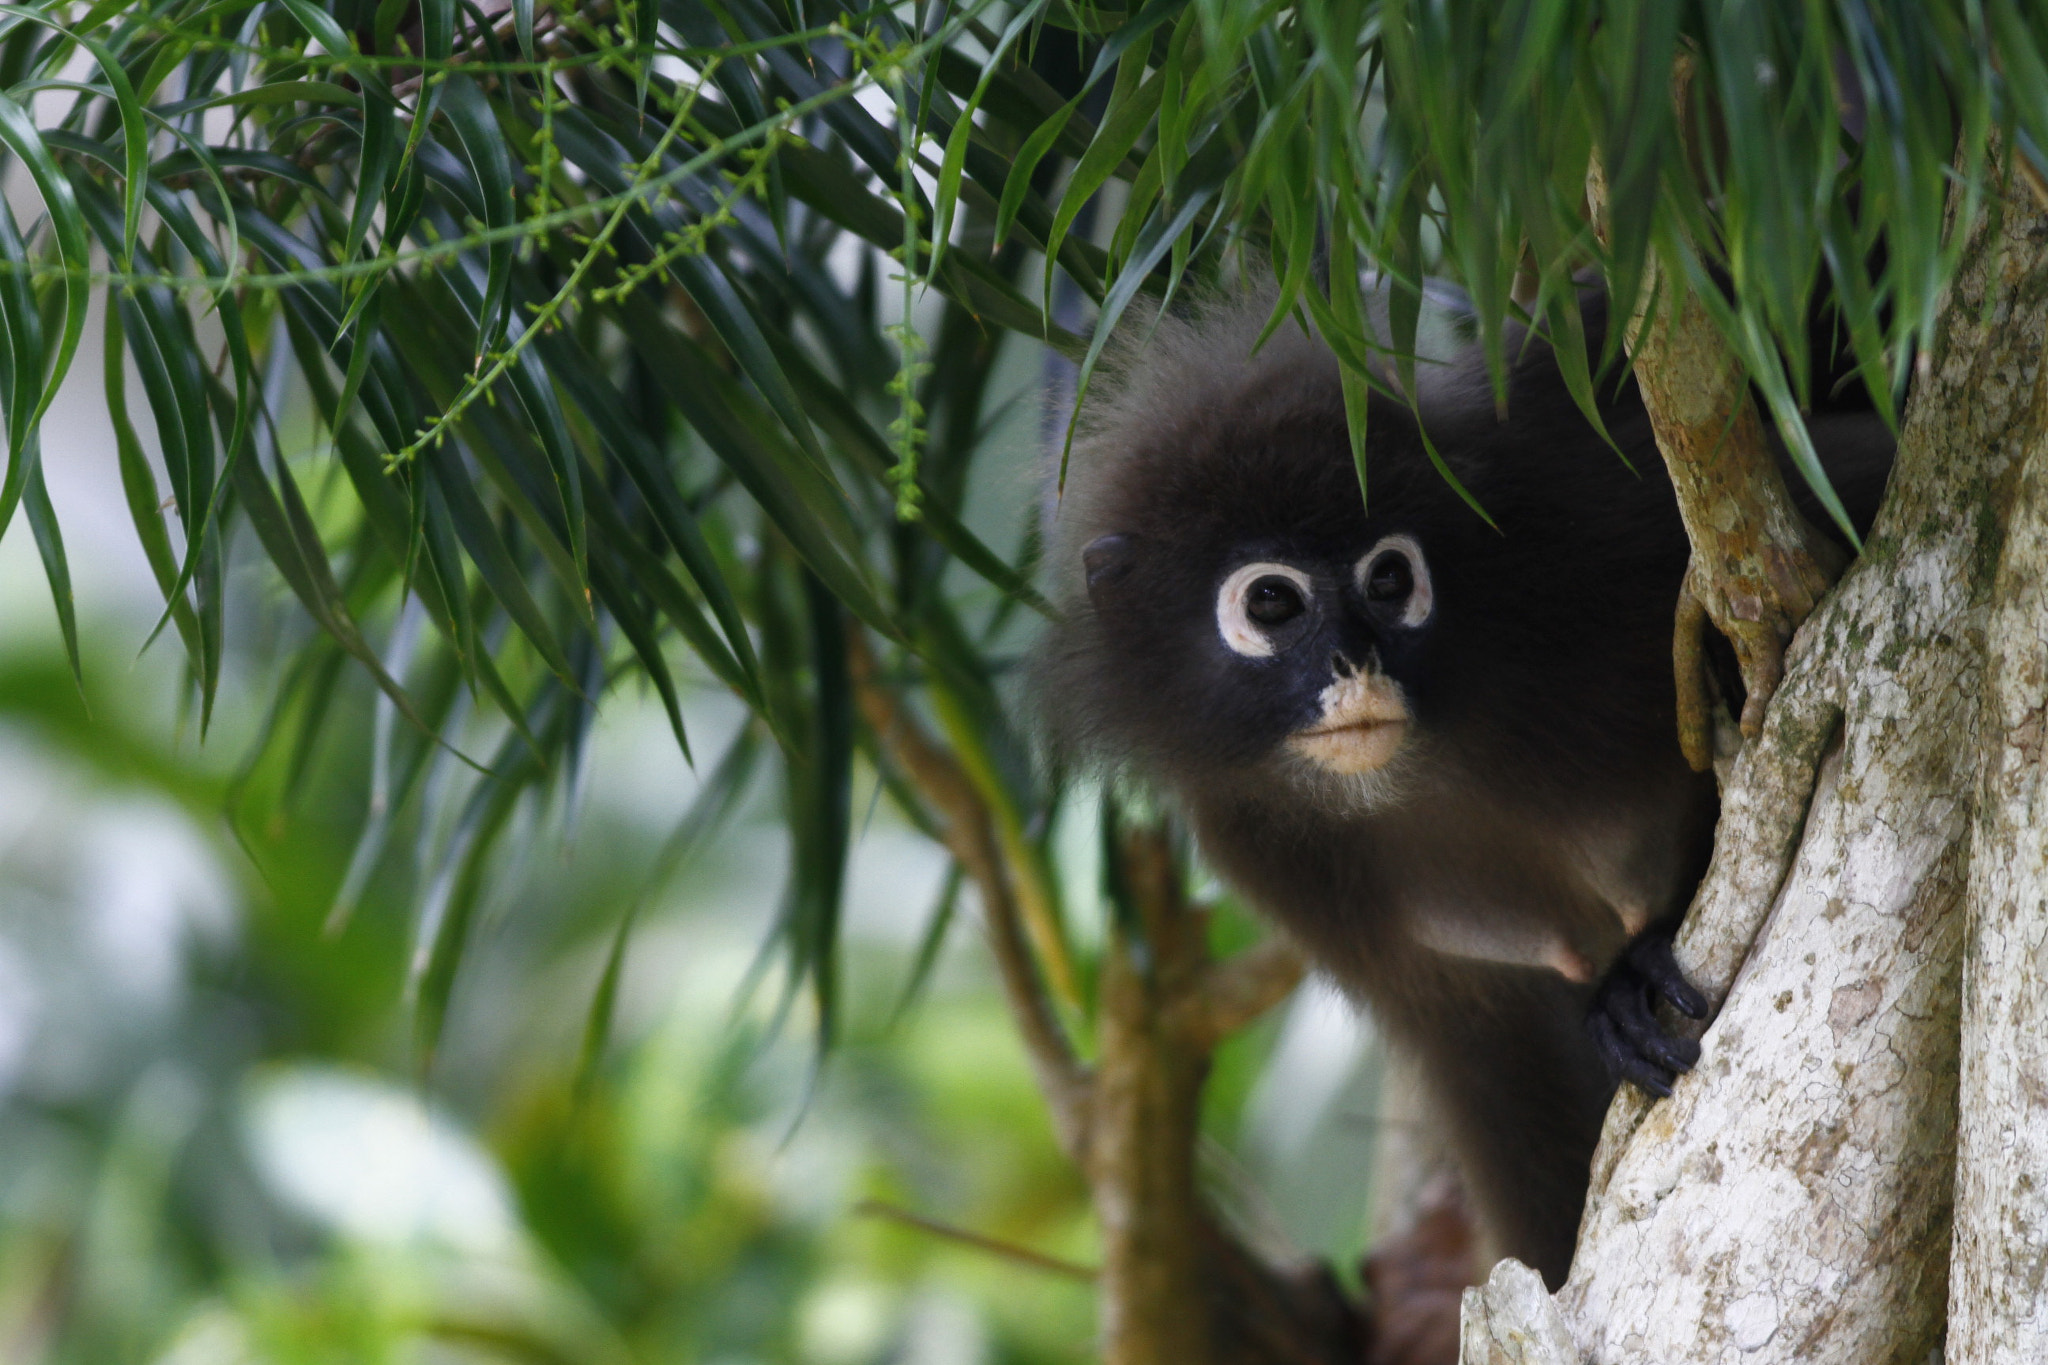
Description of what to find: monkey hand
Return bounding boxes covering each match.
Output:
[1584,931,1709,1097]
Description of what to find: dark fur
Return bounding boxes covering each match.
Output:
[1034,292,1894,1287]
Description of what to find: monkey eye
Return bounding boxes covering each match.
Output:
[1356,535,1434,629]
[1365,556,1412,604]
[1246,577,1306,625]
[1216,561,1315,657]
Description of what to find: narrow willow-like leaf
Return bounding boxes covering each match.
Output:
[929,5,1040,279]
[440,74,517,355]
[275,0,359,68]
[421,447,582,689]
[0,92,89,519]
[220,377,435,735]
[786,574,854,1050]
[1044,50,1164,315]
[771,336,1055,617]
[414,698,555,1068]
[994,96,1079,248]
[1322,214,1375,509]
[1062,133,1233,487]
[513,0,537,61]
[348,92,397,263]
[20,454,79,688]
[0,194,43,513]
[613,299,901,642]
[0,12,152,266]
[103,306,201,661]
[889,862,963,1025]
[539,331,763,689]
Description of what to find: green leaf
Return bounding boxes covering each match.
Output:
[614,296,900,643]
[348,92,398,262]
[782,573,854,1050]
[662,252,836,486]
[1063,133,1233,486]
[276,0,359,65]
[222,380,436,737]
[1321,214,1375,509]
[537,329,763,690]
[440,74,516,354]
[1043,49,1164,316]
[422,446,582,689]
[995,96,1079,248]
[21,452,80,689]
[889,863,962,1024]
[104,305,202,662]
[414,694,554,1067]
[0,91,90,521]
[0,193,43,514]
[5,13,151,265]
[929,4,1039,278]
[514,0,537,61]
[771,337,1055,617]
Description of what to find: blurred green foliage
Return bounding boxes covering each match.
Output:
[0,616,1117,1363]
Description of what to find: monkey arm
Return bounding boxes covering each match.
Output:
[1400,897,1711,1098]
[1405,907,1600,983]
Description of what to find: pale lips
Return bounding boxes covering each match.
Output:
[1288,671,1410,774]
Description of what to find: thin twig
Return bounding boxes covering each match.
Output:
[388,1,587,102]
[853,1199,1098,1282]
[1177,937,1307,1050]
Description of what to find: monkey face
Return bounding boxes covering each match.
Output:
[1072,518,1446,799]
[1037,309,1694,812]
[1210,533,1435,776]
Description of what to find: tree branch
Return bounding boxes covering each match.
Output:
[853,1199,1098,1283]
[1174,936,1307,1051]
[1586,64,1846,771]
[847,631,1092,1158]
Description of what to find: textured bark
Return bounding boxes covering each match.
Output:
[1585,156,1843,771]
[1089,830,1222,1364]
[1461,172,2048,1364]
[1950,348,2048,1360]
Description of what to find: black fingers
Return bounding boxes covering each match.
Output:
[1606,973,1702,1073]
[1586,1009,1676,1098]
[1628,932,1709,1019]
[1586,932,1711,1098]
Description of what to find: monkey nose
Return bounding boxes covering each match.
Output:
[1330,644,1382,679]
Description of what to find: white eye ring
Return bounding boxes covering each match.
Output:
[1357,534,1433,628]
[1216,561,1314,658]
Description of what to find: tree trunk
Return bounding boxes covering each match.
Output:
[1463,174,2048,1363]
[1949,219,2048,1365]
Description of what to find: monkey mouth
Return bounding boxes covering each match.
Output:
[1287,674,1411,774]
[1289,718,1408,773]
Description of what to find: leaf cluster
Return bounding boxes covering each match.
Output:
[0,0,2037,1057]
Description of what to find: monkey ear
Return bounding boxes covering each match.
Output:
[1082,533,1139,607]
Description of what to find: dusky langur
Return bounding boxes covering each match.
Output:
[1034,286,1893,1286]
